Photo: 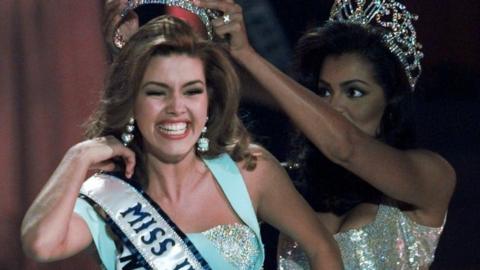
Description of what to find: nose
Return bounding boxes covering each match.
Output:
[166,93,186,115]
[328,93,347,114]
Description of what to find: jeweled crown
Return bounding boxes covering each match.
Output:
[115,0,220,48]
[329,0,423,90]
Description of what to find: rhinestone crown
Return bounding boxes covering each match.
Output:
[330,0,423,90]
[116,0,220,48]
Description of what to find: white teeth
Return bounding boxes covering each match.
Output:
[158,122,187,135]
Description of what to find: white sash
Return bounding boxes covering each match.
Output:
[80,173,211,270]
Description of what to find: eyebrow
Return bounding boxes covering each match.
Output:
[317,79,332,88]
[340,79,371,87]
[141,80,205,89]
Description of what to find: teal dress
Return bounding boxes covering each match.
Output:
[74,153,265,270]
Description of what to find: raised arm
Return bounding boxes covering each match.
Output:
[192,0,363,168]
[240,146,343,270]
[195,0,455,225]
[21,136,135,261]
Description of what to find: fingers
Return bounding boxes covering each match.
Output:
[194,0,244,41]
[212,15,243,38]
[103,0,139,52]
[193,0,242,15]
[104,136,136,179]
[103,0,133,55]
[195,0,246,44]
[90,160,116,172]
[212,12,243,27]
[116,11,140,40]
[104,0,130,35]
[104,1,122,25]
[88,136,136,179]
[122,148,136,179]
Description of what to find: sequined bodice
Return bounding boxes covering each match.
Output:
[200,223,261,270]
[278,204,445,270]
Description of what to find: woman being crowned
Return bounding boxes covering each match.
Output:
[20,2,342,270]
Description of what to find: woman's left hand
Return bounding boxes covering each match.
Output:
[104,0,139,53]
[193,0,253,57]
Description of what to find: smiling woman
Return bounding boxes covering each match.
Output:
[134,55,209,163]
[20,15,342,270]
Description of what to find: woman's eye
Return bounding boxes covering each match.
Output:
[347,88,365,98]
[145,90,166,96]
[317,87,331,97]
[185,88,204,96]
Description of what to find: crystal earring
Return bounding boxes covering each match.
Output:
[197,120,209,153]
[121,117,135,146]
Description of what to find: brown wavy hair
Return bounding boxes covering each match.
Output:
[86,15,255,184]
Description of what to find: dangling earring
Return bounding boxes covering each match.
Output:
[197,118,209,153]
[121,117,135,146]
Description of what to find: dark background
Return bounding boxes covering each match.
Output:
[1,0,479,269]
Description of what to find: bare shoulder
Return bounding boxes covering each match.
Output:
[405,149,456,223]
[237,143,284,176]
[406,149,456,185]
[235,144,290,207]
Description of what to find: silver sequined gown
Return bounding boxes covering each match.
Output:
[278,204,445,270]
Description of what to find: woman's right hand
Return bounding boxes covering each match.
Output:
[193,0,253,58]
[69,135,136,179]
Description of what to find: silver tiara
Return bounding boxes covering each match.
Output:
[329,0,423,90]
[114,0,220,48]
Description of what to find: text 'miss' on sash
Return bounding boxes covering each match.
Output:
[80,173,211,270]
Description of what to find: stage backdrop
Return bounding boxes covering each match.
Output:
[0,0,105,269]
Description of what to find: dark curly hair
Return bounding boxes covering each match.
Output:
[289,21,416,215]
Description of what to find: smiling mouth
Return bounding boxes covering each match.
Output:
[157,122,188,136]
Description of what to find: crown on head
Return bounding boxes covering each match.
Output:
[329,0,423,90]
[114,0,220,48]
